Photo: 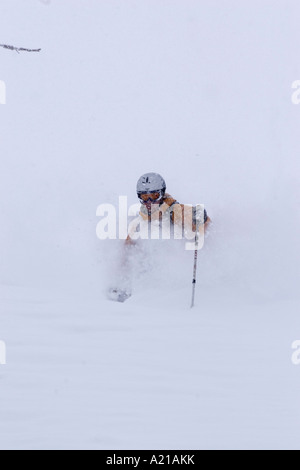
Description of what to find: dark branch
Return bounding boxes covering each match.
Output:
[0,44,41,53]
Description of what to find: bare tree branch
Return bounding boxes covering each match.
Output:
[0,44,41,54]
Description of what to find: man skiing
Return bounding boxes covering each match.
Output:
[125,172,211,245]
[108,172,211,302]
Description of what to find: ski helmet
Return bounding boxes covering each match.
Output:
[136,172,166,196]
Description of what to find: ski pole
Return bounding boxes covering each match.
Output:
[191,205,201,308]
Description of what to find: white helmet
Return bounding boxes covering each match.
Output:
[136,172,166,197]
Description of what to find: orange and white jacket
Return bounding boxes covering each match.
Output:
[126,193,211,244]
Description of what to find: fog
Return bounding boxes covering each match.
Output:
[0,0,300,450]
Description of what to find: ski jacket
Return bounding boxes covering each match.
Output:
[126,193,210,244]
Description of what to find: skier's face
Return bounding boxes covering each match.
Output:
[139,191,161,203]
[138,191,162,212]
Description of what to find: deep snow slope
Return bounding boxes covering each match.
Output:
[0,0,300,450]
[0,283,300,450]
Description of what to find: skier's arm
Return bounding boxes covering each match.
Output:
[172,204,211,232]
[124,214,141,246]
[205,216,211,228]
[193,209,211,231]
[125,234,136,246]
[124,206,149,246]
[202,212,211,231]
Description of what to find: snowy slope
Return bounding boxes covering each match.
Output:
[0,0,300,450]
[1,283,300,450]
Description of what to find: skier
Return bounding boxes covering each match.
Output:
[125,172,211,245]
[108,172,211,302]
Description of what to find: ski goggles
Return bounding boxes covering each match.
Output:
[138,191,162,203]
